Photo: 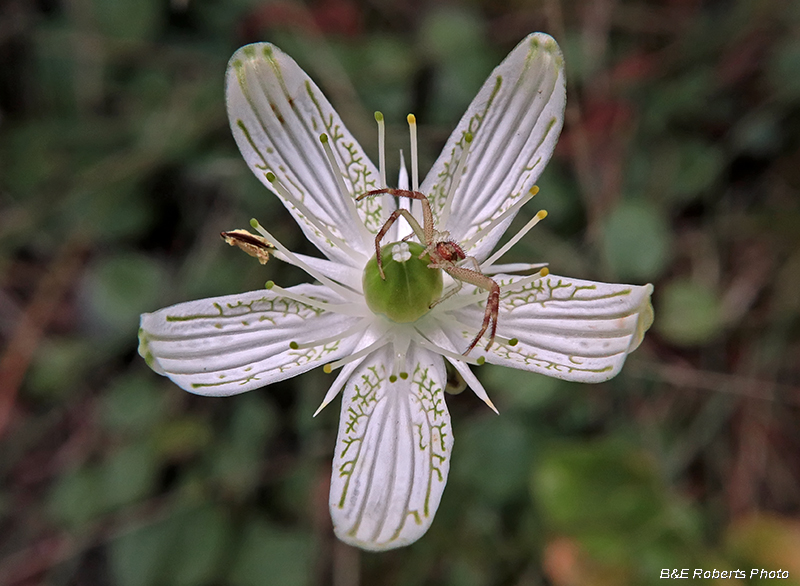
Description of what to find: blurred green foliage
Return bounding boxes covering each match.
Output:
[1,0,800,585]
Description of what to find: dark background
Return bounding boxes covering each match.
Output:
[1,0,799,584]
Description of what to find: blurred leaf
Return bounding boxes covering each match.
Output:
[111,505,233,586]
[419,7,494,124]
[170,507,233,586]
[667,140,725,202]
[482,365,561,411]
[533,439,710,577]
[655,278,724,346]
[103,372,169,434]
[731,109,782,156]
[48,467,104,528]
[153,416,214,459]
[230,520,312,586]
[83,252,167,342]
[418,7,484,63]
[210,393,276,495]
[602,201,671,281]
[27,338,96,400]
[91,0,163,41]
[768,36,800,102]
[533,441,663,537]
[103,443,158,510]
[229,393,277,450]
[111,518,180,586]
[454,415,534,504]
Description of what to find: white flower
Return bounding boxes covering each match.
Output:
[138,33,654,551]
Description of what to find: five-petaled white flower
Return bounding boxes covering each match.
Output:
[138,33,653,551]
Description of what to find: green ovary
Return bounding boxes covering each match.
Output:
[363,242,443,323]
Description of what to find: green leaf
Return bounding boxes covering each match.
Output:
[169,507,232,586]
[103,443,158,510]
[668,140,725,202]
[453,416,534,504]
[655,278,724,346]
[91,0,163,41]
[111,517,182,586]
[230,521,312,586]
[27,338,96,400]
[84,253,167,343]
[103,372,168,434]
[602,201,671,281]
[48,467,104,529]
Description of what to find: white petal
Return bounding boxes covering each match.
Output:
[226,43,392,263]
[329,344,452,550]
[138,285,366,396]
[420,33,566,262]
[444,275,653,382]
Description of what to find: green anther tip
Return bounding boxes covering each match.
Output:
[399,372,408,380]
[477,356,486,365]
[465,132,473,143]
[249,218,259,229]
[374,111,384,122]
[509,338,519,346]
[389,374,397,383]
[289,341,299,350]
[266,171,276,182]
[323,364,332,374]
[265,280,275,290]
[319,133,328,143]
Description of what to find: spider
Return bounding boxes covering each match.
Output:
[356,188,500,355]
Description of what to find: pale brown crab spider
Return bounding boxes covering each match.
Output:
[356,188,501,355]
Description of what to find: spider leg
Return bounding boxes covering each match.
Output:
[463,282,500,355]
[373,209,425,279]
[357,188,435,244]
[443,265,501,354]
[429,277,463,309]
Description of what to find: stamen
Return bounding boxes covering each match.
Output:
[481,210,548,269]
[438,132,473,228]
[499,267,550,293]
[461,185,540,250]
[482,262,549,275]
[407,114,419,192]
[264,281,365,316]
[414,334,482,366]
[251,219,362,303]
[323,337,387,373]
[375,111,387,188]
[289,319,369,350]
[265,171,362,262]
[318,134,372,243]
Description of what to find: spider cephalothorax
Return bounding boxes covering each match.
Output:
[357,188,501,355]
